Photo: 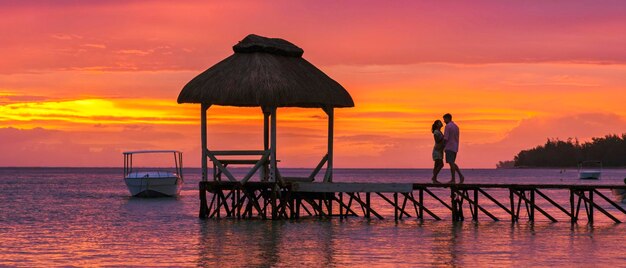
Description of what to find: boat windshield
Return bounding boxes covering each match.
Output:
[123,150,183,179]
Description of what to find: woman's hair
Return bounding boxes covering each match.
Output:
[431,120,442,133]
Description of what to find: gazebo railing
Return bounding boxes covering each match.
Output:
[207,149,271,183]
[310,153,328,181]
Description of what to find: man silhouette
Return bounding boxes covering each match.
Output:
[443,113,464,183]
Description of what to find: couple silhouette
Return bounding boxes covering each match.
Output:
[431,113,464,184]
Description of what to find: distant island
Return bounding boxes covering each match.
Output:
[497,134,626,168]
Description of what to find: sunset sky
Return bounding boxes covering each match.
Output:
[2,0,626,168]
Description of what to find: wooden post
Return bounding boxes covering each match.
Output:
[451,188,457,222]
[324,107,334,182]
[271,186,278,220]
[530,190,535,222]
[216,189,221,218]
[456,189,462,221]
[262,107,270,181]
[473,189,479,221]
[339,192,344,219]
[509,189,515,222]
[588,190,594,224]
[201,104,209,181]
[236,189,241,219]
[270,107,278,183]
[366,192,371,218]
[418,189,424,220]
[199,104,210,218]
[289,192,295,219]
[394,192,398,221]
[199,182,208,218]
[231,189,236,217]
[570,189,575,223]
[269,107,278,219]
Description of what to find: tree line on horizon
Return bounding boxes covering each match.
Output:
[497,134,626,168]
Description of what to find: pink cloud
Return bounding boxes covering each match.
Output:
[2,1,626,73]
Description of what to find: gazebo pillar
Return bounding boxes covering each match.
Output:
[262,107,271,181]
[269,106,278,182]
[199,103,210,218]
[324,107,334,182]
[201,103,209,182]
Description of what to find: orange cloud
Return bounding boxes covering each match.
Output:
[2,2,626,167]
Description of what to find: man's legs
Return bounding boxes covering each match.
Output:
[449,163,456,182]
[452,163,464,183]
[445,151,464,183]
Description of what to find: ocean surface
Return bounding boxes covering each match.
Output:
[1,167,625,267]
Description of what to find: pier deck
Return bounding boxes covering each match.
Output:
[199,181,626,225]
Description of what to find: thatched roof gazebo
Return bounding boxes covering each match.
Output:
[178,34,354,185]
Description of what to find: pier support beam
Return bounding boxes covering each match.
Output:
[571,188,622,224]
[510,188,557,223]
[450,187,464,222]
[198,182,626,223]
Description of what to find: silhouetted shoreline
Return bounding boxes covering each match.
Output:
[498,134,626,168]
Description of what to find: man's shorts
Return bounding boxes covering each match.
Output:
[445,150,457,164]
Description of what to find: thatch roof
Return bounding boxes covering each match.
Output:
[177,34,354,108]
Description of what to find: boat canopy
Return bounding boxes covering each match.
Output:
[122,150,182,155]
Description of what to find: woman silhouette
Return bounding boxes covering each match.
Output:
[431,120,445,183]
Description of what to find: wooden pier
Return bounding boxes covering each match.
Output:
[177,35,626,226]
[199,181,626,225]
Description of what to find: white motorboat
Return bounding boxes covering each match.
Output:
[578,160,602,180]
[123,150,184,197]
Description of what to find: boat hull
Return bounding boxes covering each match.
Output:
[579,171,601,180]
[124,177,182,197]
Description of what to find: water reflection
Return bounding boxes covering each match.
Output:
[427,221,459,266]
[2,168,626,267]
[194,216,626,267]
[197,220,336,267]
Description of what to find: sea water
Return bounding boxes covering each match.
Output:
[1,168,625,267]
